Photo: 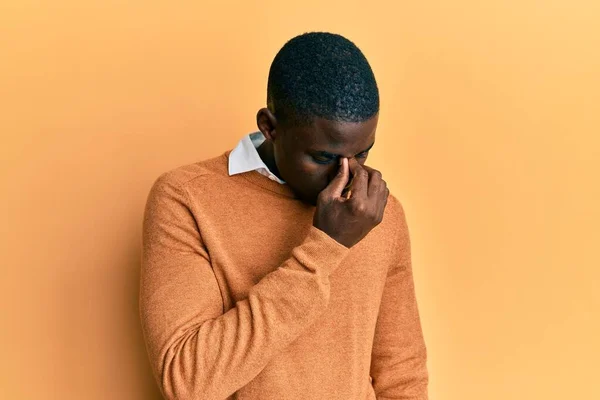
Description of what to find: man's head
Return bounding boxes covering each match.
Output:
[257,32,379,206]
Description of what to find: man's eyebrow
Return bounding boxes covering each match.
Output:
[315,141,375,158]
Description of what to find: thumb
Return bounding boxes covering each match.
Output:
[322,157,350,199]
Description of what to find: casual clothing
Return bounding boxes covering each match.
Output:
[139,135,429,400]
[228,131,286,184]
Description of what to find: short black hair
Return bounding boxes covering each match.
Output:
[267,32,379,126]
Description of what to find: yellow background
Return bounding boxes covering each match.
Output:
[1,1,598,399]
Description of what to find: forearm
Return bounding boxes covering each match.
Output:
[141,224,349,400]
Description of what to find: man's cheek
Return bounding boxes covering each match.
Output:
[296,161,320,176]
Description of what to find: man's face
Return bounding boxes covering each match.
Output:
[273,114,378,206]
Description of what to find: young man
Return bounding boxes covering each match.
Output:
[140,32,428,400]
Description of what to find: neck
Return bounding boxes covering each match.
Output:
[256,139,283,180]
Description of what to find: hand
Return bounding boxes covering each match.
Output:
[313,157,390,248]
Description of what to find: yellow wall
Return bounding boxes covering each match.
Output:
[1,1,598,399]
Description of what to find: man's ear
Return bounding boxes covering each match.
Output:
[256,108,278,141]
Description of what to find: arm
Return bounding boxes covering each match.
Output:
[370,198,429,400]
[139,173,349,400]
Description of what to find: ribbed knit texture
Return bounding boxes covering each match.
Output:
[140,150,428,400]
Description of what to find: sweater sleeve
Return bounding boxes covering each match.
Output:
[139,173,350,400]
[370,198,429,400]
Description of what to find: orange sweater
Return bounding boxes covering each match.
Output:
[139,150,429,400]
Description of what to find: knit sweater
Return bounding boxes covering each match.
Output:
[139,150,429,400]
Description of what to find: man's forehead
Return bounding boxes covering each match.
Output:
[294,117,377,151]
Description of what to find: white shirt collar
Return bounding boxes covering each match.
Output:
[228,131,286,184]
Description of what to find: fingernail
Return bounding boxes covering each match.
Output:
[339,157,344,166]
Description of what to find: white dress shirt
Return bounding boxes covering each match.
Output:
[228,131,286,184]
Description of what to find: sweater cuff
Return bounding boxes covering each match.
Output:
[287,225,350,277]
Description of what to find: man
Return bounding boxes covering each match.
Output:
[140,32,428,400]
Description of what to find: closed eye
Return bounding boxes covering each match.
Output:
[312,155,335,164]
[312,151,369,165]
[310,142,374,165]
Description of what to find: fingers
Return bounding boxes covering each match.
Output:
[322,157,350,199]
[335,159,387,207]
[347,158,368,199]
[358,164,389,224]
[362,164,385,198]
